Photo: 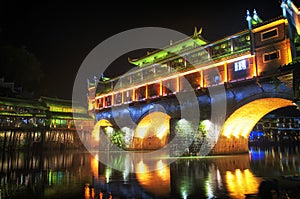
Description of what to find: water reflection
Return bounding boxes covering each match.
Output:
[225,169,261,199]
[0,145,299,198]
[0,150,96,199]
[135,160,171,197]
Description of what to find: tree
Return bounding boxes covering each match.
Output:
[110,130,125,149]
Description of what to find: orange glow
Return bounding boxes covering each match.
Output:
[145,84,149,98]
[221,98,294,138]
[136,160,171,197]
[132,89,136,101]
[200,70,204,87]
[84,184,90,199]
[135,112,170,139]
[176,76,180,92]
[224,62,228,82]
[252,56,257,77]
[91,154,99,177]
[159,81,163,96]
[287,39,293,63]
[225,169,261,199]
[95,55,252,99]
[155,160,169,182]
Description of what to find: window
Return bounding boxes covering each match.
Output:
[213,75,220,83]
[261,28,278,41]
[234,60,247,72]
[114,93,122,104]
[263,51,280,62]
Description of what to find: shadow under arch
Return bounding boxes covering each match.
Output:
[211,98,295,155]
[130,111,171,150]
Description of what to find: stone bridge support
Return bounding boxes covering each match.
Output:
[210,98,295,155]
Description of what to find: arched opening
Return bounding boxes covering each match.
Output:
[88,119,113,149]
[130,112,171,150]
[212,98,295,155]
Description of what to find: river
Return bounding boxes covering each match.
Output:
[0,145,300,199]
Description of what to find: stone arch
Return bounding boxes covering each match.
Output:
[92,119,113,141]
[130,111,171,150]
[211,98,295,155]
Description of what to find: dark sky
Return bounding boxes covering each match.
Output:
[0,0,285,100]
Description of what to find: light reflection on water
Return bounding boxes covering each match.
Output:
[0,145,300,199]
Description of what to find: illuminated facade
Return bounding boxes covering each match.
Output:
[89,1,300,153]
[0,96,93,150]
[250,113,300,143]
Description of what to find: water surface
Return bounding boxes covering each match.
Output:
[1,145,300,198]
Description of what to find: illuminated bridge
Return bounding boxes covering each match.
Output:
[87,1,300,155]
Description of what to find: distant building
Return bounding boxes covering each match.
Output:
[0,96,94,150]
[250,110,300,144]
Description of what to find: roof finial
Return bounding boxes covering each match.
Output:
[246,10,252,30]
[252,9,263,24]
[253,9,259,21]
[281,0,287,17]
[193,27,203,38]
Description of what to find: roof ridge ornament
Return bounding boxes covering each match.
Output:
[193,27,203,38]
[246,9,263,30]
[246,10,252,30]
[252,9,263,24]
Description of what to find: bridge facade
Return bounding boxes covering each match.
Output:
[88,1,300,155]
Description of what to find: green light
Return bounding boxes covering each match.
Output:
[129,37,207,67]
[0,110,33,117]
[48,169,52,186]
[105,167,112,183]
[204,173,214,198]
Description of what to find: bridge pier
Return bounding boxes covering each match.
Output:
[210,136,249,155]
[169,118,200,156]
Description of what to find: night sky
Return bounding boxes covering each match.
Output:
[0,0,285,100]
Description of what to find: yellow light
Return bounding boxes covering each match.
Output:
[136,161,149,174]
[92,119,113,141]
[159,81,163,95]
[156,123,169,140]
[224,62,228,82]
[91,154,98,177]
[156,160,164,170]
[252,56,257,77]
[221,98,294,138]
[225,169,261,199]
[95,54,252,98]
[135,160,171,197]
[176,76,180,92]
[252,19,287,33]
[136,126,148,138]
[84,184,90,199]
[134,112,170,139]
[145,84,149,98]
[105,167,112,183]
